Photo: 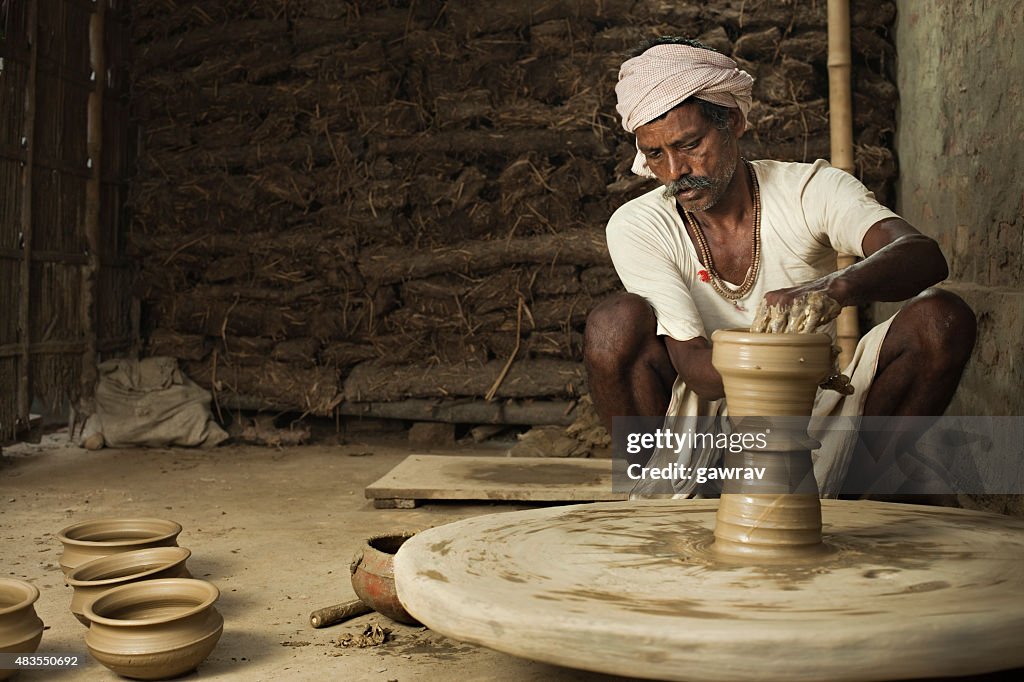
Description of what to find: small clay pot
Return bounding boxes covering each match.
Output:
[350,532,420,625]
[67,547,192,626]
[84,578,223,681]
[0,579,44,681]
[57,517,182,577]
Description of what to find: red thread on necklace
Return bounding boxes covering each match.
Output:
[698,269,710,283]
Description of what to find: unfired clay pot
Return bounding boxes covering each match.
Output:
[710,329,833,418]
[0,579,44,681]
[67,547,192,626]
[57,518,182,577]
[350,532,420,625]
[710,330,834,562]
[84,578,223,681]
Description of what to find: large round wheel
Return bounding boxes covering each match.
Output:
[394,500,1024,681]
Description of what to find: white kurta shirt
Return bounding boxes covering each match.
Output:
[607,158,899,343]
[605,159,901,496]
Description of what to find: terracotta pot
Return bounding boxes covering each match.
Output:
[57,518,182,577]
[710,329,833,418]
[350,533,420,625]
[84,578,223,681]
[67,547,192,626]
[0,579,44,681]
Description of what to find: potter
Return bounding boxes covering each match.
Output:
[586,36,975,498]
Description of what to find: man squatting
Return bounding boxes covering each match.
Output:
[584,38,976,497]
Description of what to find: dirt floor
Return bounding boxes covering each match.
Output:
[2,429,1022,682]
[1,428,636,682]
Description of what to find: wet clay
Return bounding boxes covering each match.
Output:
[394,500,1024,682]
[750,294,854,395]
[710,330,832,562]
[750,291,842,334]
[709,329,832,417]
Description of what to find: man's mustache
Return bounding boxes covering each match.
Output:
[664,176,715,195]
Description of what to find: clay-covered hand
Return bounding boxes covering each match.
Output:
[750,291,842,334]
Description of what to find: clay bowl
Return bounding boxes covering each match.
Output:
[57,517,182,577]
[84,578,223,681]
[67,547,193,626]
[0,579,44,681]
[350,532,420,625]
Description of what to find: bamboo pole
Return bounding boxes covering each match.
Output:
[81,0,107,403]
[827,0,858,369]
[16,0,40,432]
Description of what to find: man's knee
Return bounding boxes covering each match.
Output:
[584,292,657,368]
[899,288,976,370]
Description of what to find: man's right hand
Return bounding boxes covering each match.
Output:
[750,290,842,334]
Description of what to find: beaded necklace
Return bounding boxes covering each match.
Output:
[682,159,760,310]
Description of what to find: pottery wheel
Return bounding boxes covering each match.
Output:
[394,499,1024,681]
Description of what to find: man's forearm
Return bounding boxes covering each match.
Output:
[829,234,948,307]
[665,340,725,401]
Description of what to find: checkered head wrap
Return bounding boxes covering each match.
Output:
[615,44,754,177]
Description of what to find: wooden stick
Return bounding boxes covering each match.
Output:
[827,0,855,177]
[17,0,39,433]
[827,0,858,369]
[485,297,523,402]
[81,0,106,402]
[309,599,372,628]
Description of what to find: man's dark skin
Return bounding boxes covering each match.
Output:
[585,100,976,447]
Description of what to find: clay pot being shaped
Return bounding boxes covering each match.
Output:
[67,547,192,626]
[350,533,420,625]
[84,578,223,681]
[710,329,833,418]
[0,579,44,681]
[57,518,182,577]
[710,329,835,563]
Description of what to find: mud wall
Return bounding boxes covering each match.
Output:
[884,2,1023,417]
[129,0,899,419]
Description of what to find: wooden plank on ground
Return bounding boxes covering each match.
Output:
[365,455,626,507]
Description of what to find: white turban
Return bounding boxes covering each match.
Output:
[615,44,754,177]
